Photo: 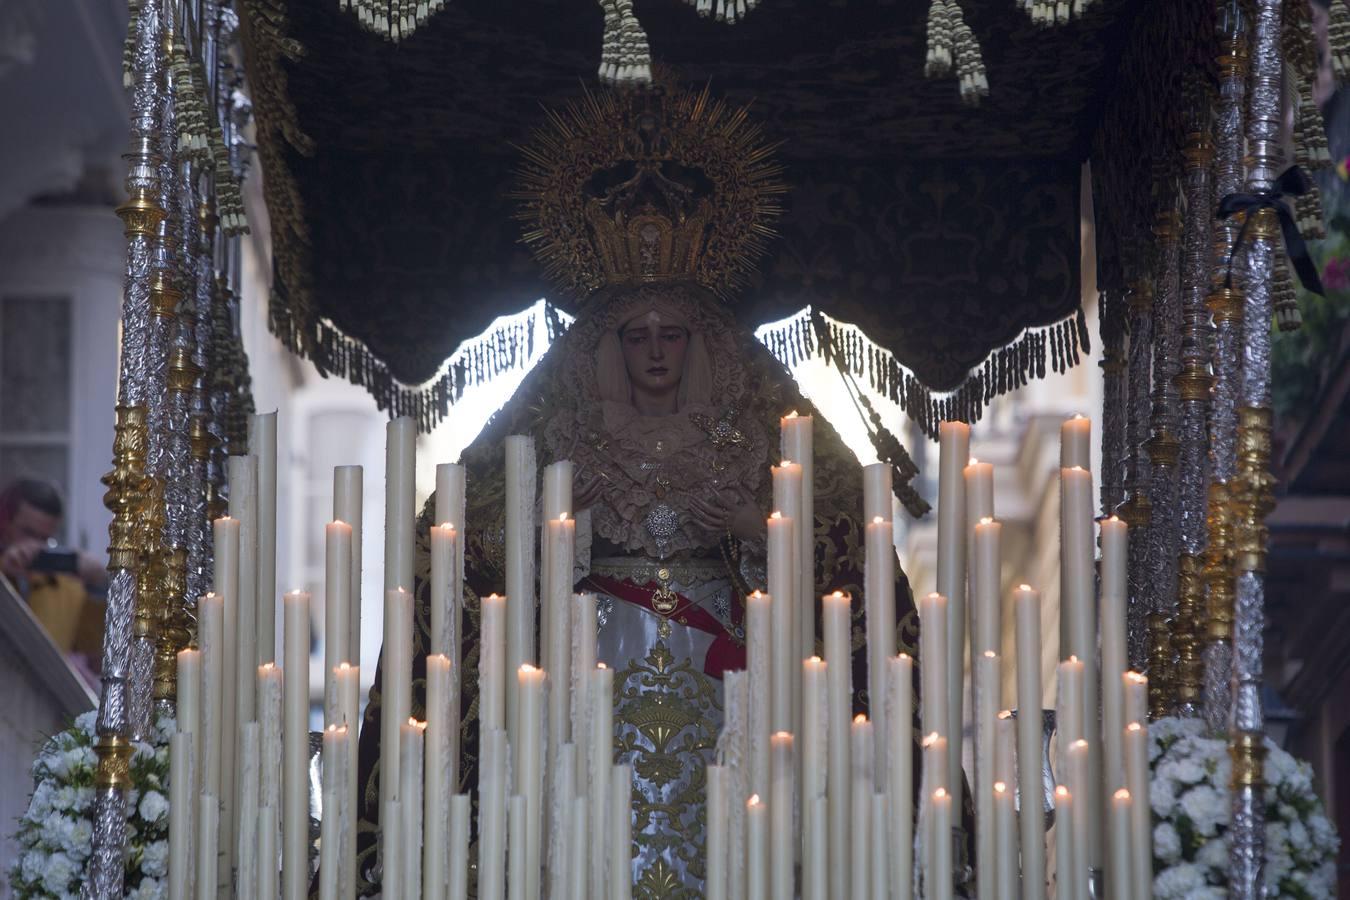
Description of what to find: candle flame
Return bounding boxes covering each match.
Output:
[1067,655,1080,664]
[1068,465,1086,472]
[1115,788,1131,801]
[407,718,427,731]
[830,590,845,599]
[1055,785,1070,799]
[1018,584,1032,591]
[1071,413,1086,420]
[978,516,994,525]
[519,664,538,673]
[779,459,793,467]
[1107,515,1121,523]
[773,730,793,740]
[748,794,762,807]
[786,410,799,419]
[770,511,784,519]
[597,662,607,670]
[332,518,349,527]
[1125,671,1147,684]
[559,512,570,522]
[853,714,868,725]
[993,781,1007,794]
[872,515,885,525]
[260,662,276,671]
[934,788,949,800]
[438,521,455,530]
[922,732,940,747]
[1126,722,1144,733]
[750,590,764,599]
[968,457,978,466]
[806,655,824,665]
[337,662,352,671]
[897,652,911,661]
[983,650,997,659]
[997,710,1012,720]
[1071,738,1089,750]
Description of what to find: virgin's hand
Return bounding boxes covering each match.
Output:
[690,489,765,543]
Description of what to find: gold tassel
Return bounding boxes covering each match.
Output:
[1297,81,1332,169]
[1272,255,1302,332]
[925,0,954,78]
[949,1,988,105]
[1330,0,1350,83]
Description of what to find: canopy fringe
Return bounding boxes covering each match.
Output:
[270,290,554,432]
[755,305,1090,441]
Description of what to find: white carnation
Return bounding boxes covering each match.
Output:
[139,790,170,824]
[20,850,45,883]
[141,839,169,878]
[41,851,76,894]
[73,710,96,734]
[1150,772,1178,819]
[1153,821,1182,864]
[1179,784,1225,837]
[1153,861,1204,899]
[1195,832,1227,871]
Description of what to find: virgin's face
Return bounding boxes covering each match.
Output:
[619,313,689,398]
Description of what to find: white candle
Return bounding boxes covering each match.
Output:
[177,648,201,737]
[1054,786,1077,900]
[802,656,828,802]
[970,518,1001,656]
[573,592,598,787]
[859,792,882,900]
[332,466,363,671]
[213,517,240,880]
[936,421,969,801]
[770,732,794,900]
[1124,723,1151,900]
[229,455,261,711]
[964,458,995,524]
[195,795,218,900]
[861,460,891,524]
[384,416,416,593]
[766,512,795,734]
[550,743,575,899]
[331,664,359,900]
[319,725,346,900]
[588,665,614,899]
[1056,657,1085,757]
[517,664,546,900]
[435,463,467,538]
[930,788,953,900]
[425,657,454,900]
[257,664,283,868]
[198,594,224,803]
[850,717,873,900]
[569,796,589,900]
[1013,585,1046,900]
[994,710,1015,790]
[805,794,828,900]
[1060,415,1091,470]
[746,795,768,900]
[478,728,508,900]
[544,520,575,764]
[781,413,815,697]
[1060,466,1101,871]
[430,523,459,658]
[1066,739,1091,900]
[256,804,277,900]
[168,731,195,900]
[822,591,853,900]
[251,413,278,665]
[922,732,948,796]
[448,793,471,900]
[1123,672,1148,731]
[382,797,402,900]
[917,592,949,752]
[974,650,1000,900]
[381,588,414,827]
[282,591,310,900]
[706,765,727,900]
[610,764,633,900]
[506,437,539,741]
[886,655,913,900]
[1100,516,1129,792]
[1110,789,1133,900]
[747,590,772,802]
[864,515,895,789]
[236,722,260,900]
[480,593,507,733]
[400,719,425,896]
[324,521,353,684]
[508,794,527,900]
[993,782,1016,900]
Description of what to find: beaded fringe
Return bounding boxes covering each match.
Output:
[755,306,1091,440]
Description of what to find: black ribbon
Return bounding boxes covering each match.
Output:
[1217,165,1325,296]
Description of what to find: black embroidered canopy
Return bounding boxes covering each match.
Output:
[239,0,1206,431]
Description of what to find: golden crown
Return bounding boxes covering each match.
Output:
[515,83,785,303]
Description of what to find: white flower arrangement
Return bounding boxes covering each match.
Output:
[9,710,175,900]
[1149,716,1339,900]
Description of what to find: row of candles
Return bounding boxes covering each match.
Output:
[164,417,641,900]
[703,416,1155,900]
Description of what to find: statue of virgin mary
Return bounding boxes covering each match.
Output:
[352,83,929,898]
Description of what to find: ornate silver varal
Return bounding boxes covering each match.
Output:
[1118,279,1154,672]
[1171,113,1215,719]
[1228,0,1283,894]
[1100,289,1128,516]
[1203,19,1248,736]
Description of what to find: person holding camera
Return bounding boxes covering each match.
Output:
[0,478,107,657]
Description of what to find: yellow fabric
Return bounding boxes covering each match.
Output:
[27,573,91,652]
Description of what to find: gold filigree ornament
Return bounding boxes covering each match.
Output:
[514,83,785,306]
